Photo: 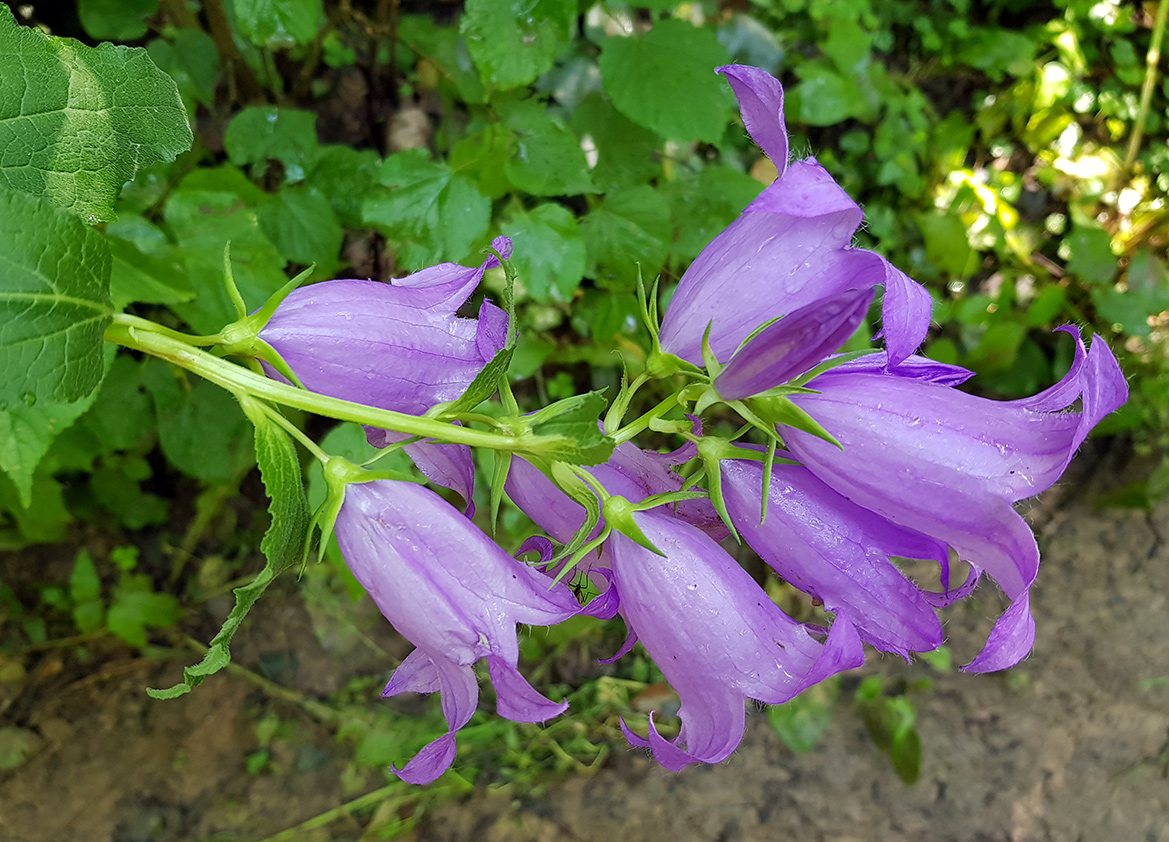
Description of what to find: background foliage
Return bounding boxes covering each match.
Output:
[1,0,1166,830]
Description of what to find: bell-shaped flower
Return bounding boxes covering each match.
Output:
[611,509,863,770]
[720,457,963,658]
[259,240,511,509]
[657,65,931,368]
[334,478,582,784]
[781,328,1127,671]
[713,288,874,401]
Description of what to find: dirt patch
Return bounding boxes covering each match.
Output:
[2,450,1167,842]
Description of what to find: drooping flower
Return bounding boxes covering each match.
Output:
[657,65,931,369]
[259,239,511,508]
[610,509,863,770]
[720,456,957,658]
[779,327,1127,670]
[334,478,582,784]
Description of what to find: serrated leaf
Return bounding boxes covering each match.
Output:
[0,5,192,223]
[106,235,193,309]
[450,124,515,199]
[441,348,515,416]
[502,102,594,196]
[246,404,310,574]
[570,93,663,191]
[0,186,113,408]
[501,202,585,303]
[582,185,671,291]
[598,19,732,142]
[224,106,319,182]
[398,15,486,104]
[146,30,220,115]
[530,391,614,465]
[363,148,491,268]
[258,186,344,269]
[461,0,575,90]
[233,0,325,49]
[306,145,382,228]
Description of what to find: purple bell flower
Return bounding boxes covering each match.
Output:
[782,328,1127,671]
[658,66,931,368]
[611,509,864,770]
[334,479,582,784]
[259,239,512,510]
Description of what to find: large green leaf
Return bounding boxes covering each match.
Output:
[570,93,663,191]
[223,106,319,183]
[581,185,672,291]
[0,5,192,224]
[460,0,575,90]
[0,186,112,408]
[501,101,595,197]
[598,19,732,143]
[0,388,101,509]
[257,186,344,270]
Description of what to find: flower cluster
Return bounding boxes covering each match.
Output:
[259,65,1127,782]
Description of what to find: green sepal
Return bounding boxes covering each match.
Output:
[488,449,511,535]
[745,395,842,449]
[222,243,248,320]
[759,437,778,526]
[725,398,785,444]
[547,460,602,560]
[147,396,310,699]
[734,313,786,356]
[602,495,665,557]
[700,321,721,378]
[631,489,710,511]
[435,345,514,416]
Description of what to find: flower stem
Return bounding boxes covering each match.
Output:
[105,316,549,455]
[611,391,680,445]
[1125,0,1169,172]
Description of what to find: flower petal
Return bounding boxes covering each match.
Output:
[403,438,476,517]
[717,64,789,174]
[383,647,441,696]
[488,655,569,722]
[721,459,945,656]
[715,288,874,400]
[962,590,1036,673]
[878,261,933,367]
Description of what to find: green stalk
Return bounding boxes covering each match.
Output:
[1125,0,1169,172]
[104,316,546,454]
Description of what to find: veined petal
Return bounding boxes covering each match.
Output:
[878,260,933,367]
[388,653,478,785]
[827,351,975,386]
[383,647,441,696]
[717,64,788,174]
[715,288,874,400]
[721,459,945,656]
[402,438,476,517]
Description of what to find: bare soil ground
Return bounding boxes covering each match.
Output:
[2,447,1167,842]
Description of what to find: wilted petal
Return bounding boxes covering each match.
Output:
[720,458,945,656]
[717,65,788,173]
[387,652,478,784]
[488,655,569,722]
[962,590,1036,673]
[715,288,874,400]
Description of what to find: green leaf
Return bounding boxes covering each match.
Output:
[0,186,113,408]
[362,149,491,268]
[450,124,515,200]
[0,378,103,509]
[570,93,663,191]
[79,0,158,41]
[663,165,763,262]
[70,550,102,603]
[529,391,614,465]
[767,688,832,752]
[306,145,382,228]
[398,15,485,105]
[916,211,974,278]
[461,0,575,90]
[106,234,193,309]
[0,5,192,223]
[146,30,220,114]
[599,19,732,142]
[243,402,311,575]
[0,471,71,549]
[1065,224,1117,285]
[502,202,586,303]
[232,0,325,49]
[963,321,1027,374]
[501,101,595,197]
[144,366,255,484]
[258,187,344,269]
[224,106,319,182]
[1091,248,1169,338]
[82,353,154,453]
[582,185,672,291]
[788,63,866,125]
[107,574,181,647]
[955,27,1036,81]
